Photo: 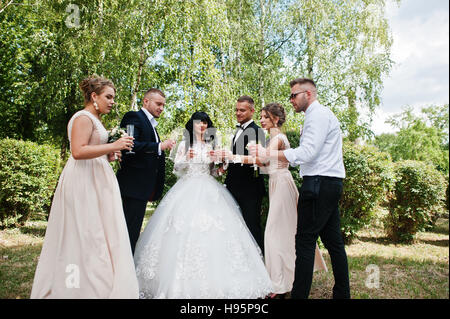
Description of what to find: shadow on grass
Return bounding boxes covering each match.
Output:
[357,235,449,247]
[355,218,449,247]
[309,253,449,299]
[355,235,392,245]
[19,225,47,238]
[430,219,449,235]
[416,238,449,247]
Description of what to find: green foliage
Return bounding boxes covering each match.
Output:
[153,154,178,208]
[340,141,394,243]
[445,182,449,214]
[384,160,446,244]
[375,105,450,175]
[0,138,62,228]
[286,0,396,140]
[0,0,394,151]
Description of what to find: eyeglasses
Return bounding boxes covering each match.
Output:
[289,91,307,100]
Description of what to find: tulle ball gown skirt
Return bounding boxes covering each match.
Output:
[134,174,273,299]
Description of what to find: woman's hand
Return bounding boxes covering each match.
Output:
[210,149,233,161]
[249,144,267,159]
[114,136,134,151]
[107,150,122,162]
[187,148,196,159]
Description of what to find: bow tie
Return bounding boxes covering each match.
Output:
[236,124,244,129]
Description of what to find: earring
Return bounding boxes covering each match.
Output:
[93,101,99,111]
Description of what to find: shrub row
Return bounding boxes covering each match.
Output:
[2,136,447,245]
[384,160,446,243]
[0,138,62,228]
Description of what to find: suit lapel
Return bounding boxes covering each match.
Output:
[138,109,157,142]
[234,122,254,145]
[233,122,256,155]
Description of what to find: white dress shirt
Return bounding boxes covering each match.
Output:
[283,100,345,178]
[234,119,254,144]
[141,108,161,155]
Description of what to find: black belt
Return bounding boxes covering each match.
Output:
[303,175,343,182]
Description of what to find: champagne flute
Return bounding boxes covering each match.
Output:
[247,141,258,177]
[126,124,135,155]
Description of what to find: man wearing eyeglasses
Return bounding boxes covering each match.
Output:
[249,78,350,299]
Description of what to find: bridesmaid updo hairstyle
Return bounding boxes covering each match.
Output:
[262,103,286,127]
[79,75,116,104]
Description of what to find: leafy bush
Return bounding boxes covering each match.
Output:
[340,141,395,243]
[384,160,446,243]
[156,155,178,206]
[0,138,62,228]
[446,181,449,212]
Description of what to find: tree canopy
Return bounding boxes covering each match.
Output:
[374,104,449,175]
[0,0,397,155]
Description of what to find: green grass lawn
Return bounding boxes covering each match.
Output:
[309,217,449,299]
[1,208,448,299]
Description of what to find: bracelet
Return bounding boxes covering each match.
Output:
[233,155,242,164]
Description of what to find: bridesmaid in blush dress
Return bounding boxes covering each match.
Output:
[259,103,328,299]
[31,76,138,298]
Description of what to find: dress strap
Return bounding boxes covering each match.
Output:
[278,133,290,149]
[270,133,290,150]
[67,110,101,142]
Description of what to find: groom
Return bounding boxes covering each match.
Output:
[117,88,175,254]
[224,95,266,251]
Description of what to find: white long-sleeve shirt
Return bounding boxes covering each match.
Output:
[283,100,345,178]
[141,107,162,155]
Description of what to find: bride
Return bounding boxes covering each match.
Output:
[133,111,273,299]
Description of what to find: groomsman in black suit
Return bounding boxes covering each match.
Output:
[116,88,175,254]
[224,96,266,251]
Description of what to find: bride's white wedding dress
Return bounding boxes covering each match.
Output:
[133,141,273,299]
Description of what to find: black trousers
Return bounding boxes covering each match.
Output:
[291,176,350,299]
[122,196,148,255]
[234,195,264,252]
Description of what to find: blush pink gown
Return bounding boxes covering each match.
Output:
[264,133,328,294]
[30,110,138,299]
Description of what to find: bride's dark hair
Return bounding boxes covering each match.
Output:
[184,111,216,151]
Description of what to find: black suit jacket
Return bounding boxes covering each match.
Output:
[116,109,165,202]
[224,121,266,199]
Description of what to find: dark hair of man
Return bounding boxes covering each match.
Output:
[144,88,165,99]
[289,78,316,88]
[237,95,254,107]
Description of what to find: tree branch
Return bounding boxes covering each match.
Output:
[0,0,14,14]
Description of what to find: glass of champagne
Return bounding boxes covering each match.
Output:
[126,124,135,155]
[246,141,258,177]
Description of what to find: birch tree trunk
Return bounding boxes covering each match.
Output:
[130,23,151,110]
[258,0,266,108]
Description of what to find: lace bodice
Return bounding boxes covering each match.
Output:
[173,141,217,178]
[67,110,108,147]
